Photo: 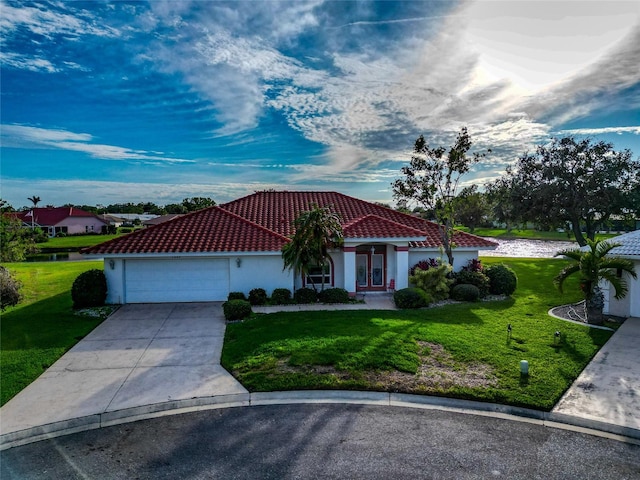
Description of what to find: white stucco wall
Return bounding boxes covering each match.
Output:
[103,258,125,304]
[229,254,294,295]
[408,249,481,273]
[604,260,640,318]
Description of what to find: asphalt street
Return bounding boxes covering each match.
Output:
[2,404,639,479]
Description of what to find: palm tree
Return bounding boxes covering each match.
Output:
[282,204,343,292]
[27,195,41,229]
[554,239,636,324]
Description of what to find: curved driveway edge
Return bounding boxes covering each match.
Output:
[2,390,639,451]
[2,304,639,450]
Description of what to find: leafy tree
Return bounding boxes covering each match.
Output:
[452,185,489,233]
[484,176,521,233]
[0,266,22,311]
[282,204,343,291]
[554,239,637,324]
[503,137,639,246]
[392,127,490,265]
[0,215,39,262]
[181,197,216,212]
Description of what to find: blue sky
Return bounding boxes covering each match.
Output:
[2,0,639,209]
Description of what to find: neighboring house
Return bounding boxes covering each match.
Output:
[14,207,107,237]
[142,214,184,227]
[601,230,640,318]
[82,191,497,304]
[100,214,127,228]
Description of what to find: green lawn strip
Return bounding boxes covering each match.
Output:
[222,258,611,410]
[37,234,121,250]
[1,261,104,405]
[457,227,618,242]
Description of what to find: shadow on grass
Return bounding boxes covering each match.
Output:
[1,293,102,351]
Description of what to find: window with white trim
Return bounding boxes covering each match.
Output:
[306,263,332,287]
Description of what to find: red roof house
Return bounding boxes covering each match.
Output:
[83,191,496,304]
[14,207,107,237]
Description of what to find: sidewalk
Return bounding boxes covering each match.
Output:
[552,316,640,430]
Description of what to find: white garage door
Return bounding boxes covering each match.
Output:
[125,258,230,303]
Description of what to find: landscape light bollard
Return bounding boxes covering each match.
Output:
[520,360,529,376]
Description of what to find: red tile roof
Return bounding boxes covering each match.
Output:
[82,206,290,254]
[82,191,497,254]
[343,214,427,239]
[15,207,104,226]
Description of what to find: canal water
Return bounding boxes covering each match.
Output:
[480,238,578,258]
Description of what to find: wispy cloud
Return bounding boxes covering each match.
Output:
[558,126,640,136]
[1,125,193,164]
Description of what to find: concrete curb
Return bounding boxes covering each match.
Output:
[2,390,638,451]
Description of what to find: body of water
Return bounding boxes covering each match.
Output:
[480,238,578,258]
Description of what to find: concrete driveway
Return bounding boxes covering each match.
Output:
[0,303,249,447]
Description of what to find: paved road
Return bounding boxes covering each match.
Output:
[2,404,639,480]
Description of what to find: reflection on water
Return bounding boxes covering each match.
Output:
[480,238,578,258]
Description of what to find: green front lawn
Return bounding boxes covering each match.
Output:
[222,258,611,410]
[1,261,104,405]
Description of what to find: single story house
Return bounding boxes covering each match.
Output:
[14,207,107,237]
[601,230,640,318]
[82,191,497,304]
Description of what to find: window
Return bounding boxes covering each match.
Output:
[306,263,332,287]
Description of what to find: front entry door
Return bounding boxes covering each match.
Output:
[355,248,386,291]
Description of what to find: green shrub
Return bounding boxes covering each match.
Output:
[0,266,22,311]
[450,283,480,302]
[318,288,350,304]
[393,287,431,309]
[454,270,490,297]
[409,263,453,301]
[119,227,133,234]
[223,299,252,321]
[71,269,107,308]
[271,288,292,305]
[485,264,518,295]
[228,291,246,301]
[294,287,317,304]
[248,288,268,305]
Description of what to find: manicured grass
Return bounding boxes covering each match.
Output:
[457,227,618,242]
[37,234,121,250]
[222,257,612,410]
[1,261,104,405]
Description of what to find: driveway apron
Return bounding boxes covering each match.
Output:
[552,316,640,430]
[0,303,248,442]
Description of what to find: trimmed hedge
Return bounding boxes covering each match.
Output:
[450,283,480,302]
[248,288,268,306]
[294,287,317,304]
[71,269,107,308]
[454,270,490,298]
[393,287,431,309]
[318,288,350,304]
[271,288,292,305]
[228,292,247,301]
[485,264,518,295]
[223,299,252,321]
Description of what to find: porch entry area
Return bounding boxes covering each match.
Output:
[355,245,386,292]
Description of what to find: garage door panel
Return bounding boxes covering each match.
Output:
[125,259,229,303]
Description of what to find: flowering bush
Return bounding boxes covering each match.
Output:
[409,258,441,276]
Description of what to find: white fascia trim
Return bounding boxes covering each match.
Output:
[409,246,492,252]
